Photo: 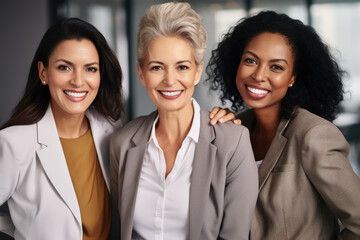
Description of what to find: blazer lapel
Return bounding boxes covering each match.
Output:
[86,110,113,191]
[258,115,292,191]
[189,108,217,240]
[121,112,157,239]
[36,105,81,224]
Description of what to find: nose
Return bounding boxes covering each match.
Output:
[70,69,84,87]
[252,64,267,82]
[163,68,177,86]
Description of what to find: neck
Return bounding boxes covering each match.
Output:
[251,105,281,161]
[52,109,89,139]
[156,102,194,145]
[253,108,281,135]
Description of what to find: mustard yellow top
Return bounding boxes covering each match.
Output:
[60,129,110,240]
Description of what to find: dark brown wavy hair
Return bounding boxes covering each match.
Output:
[1,17,124,130]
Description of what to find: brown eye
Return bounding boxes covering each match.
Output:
[245,58,256,64]
[178,65,189,71]
[58,65,70,71]
[87,67,98,72]
[151,66,162,71]
[271,65,284,71]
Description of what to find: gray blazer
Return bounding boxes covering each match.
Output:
[110,107,258,240]
[239,107,360,240]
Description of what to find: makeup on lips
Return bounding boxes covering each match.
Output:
[158,90,183,99]
[64,90,88,102]
[245,85,270,100]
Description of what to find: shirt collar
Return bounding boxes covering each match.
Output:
[149,98,201,145]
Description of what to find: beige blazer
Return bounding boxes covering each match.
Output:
[110,107,258,240]
[0,104,120,240]
[239,107,360,240]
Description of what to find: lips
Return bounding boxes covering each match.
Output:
[245,85,270,99]
[247,86,269,94]
[63,90,88,102]
[158,90,183,99]
[64,90,87,97]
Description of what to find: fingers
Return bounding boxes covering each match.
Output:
[209,107,221,119]
[210,107,234,125]
[218,111,235,123]
[232,119,242,125]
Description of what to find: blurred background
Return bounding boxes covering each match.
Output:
[0,1,359,237]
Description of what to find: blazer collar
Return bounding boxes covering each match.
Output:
[120,109,217,240]
[248,109,294,191]
[120,111,157,239]
[86,109,115,190]
[36,104,82,225]
[188,108,217,240]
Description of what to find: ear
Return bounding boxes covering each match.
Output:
[137,62,146,86]
[289,75,296,87]
[38,61,47,84]
[194,62,204,86]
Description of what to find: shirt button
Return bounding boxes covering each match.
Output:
[155,230,161,235]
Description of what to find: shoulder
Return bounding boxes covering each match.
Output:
[0,124,37,146]
[111,111,157,145]
[87,108,122,131]
[288,107,344,138]
[200,109,250,149]
[0,124,38,164]
[286,108,349,159]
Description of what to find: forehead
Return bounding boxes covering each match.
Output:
[245,32,294,59]
[145,36,195,62]
[50,39,99,60]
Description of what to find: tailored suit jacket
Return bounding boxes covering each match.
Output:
[0,104,120,240]
[110,107,259,240]
[239,107,360,240]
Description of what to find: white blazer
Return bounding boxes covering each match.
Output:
[0,104,120,240]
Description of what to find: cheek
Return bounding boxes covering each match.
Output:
[235,67,246,91]
[144,74,161,90]
[272,74,292,89]
[89,75,101,91]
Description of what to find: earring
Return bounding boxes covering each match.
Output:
[289,84,293,87]
[42,80,46,85]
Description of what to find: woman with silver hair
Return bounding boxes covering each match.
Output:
[110,2,258,239]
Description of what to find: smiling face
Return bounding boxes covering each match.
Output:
[38,39,100,118]
[236,32,296,114]
[137,36,203,115]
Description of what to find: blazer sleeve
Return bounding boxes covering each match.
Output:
[300,123,360,239]
[219,127,258,240]
[0,132,18,236]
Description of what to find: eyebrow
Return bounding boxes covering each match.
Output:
[147,60,192,66]
[55,59,99,66]
[244,50,289,65]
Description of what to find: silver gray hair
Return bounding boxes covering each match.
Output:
[137,2,207,67]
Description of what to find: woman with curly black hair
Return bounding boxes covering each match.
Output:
[207,10,360,239]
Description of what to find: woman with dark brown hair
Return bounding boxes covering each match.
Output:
[0,17,124,239]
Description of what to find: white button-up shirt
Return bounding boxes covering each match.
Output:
[132,99,201,240]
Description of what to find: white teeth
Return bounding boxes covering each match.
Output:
[247,86,269,94]
[160,91,182,96]
[65,91,87,97]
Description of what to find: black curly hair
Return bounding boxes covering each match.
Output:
[206,11,345,121]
